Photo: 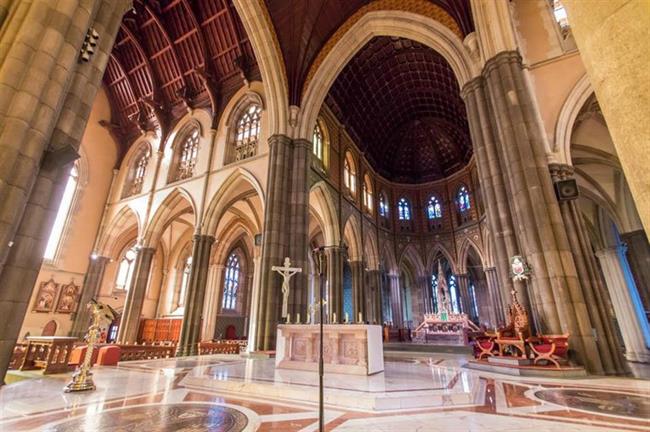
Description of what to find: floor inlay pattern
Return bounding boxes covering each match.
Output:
[533,388,650,419]
[40,403,249,432]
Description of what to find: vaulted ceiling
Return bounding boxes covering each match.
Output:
[103,0,259,153]
[327,36,472,183]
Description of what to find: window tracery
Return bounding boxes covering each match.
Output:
[362,175,373,212]
[313,122,323,162]
[234,104,261,162]
[178,255,192,308]
[343,153,357,195]
[130,151,149,195]
[379,192,389,217]
[115,244,137,292]
[426,196,442,219]
[397,198,411,221]
[172,128,199,182]
[44,163,79,260]
[222,253,241,311]
[457,185,471,212]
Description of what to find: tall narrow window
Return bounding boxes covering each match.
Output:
[397,198,411,220]
[362,176,373,212]
[448,275,460,314]
[234,104,262,162]
[222,253,240,311]
[178,255,192,307]
[44,164,78,260]
[174,128,200,181]
[379,193,388,217]
[130,151,149,195]
[115,245,137,291]
[551,0,570,37]
[426,196,442,219]
[457,185,470,212]
[312,122,323,161]
[469,283,479,319]
[343,153,356,195]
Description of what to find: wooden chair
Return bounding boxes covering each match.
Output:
[495,325,529,358]
[473,332,497,359]
[527,334,570,368]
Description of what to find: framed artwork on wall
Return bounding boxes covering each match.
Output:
[33,279,59,313]
[56,281,80,314]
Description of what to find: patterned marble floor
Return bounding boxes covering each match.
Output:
[0,353,648,431]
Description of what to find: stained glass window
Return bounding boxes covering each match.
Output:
[398,198,411,220]
[449,275,460,314]
[343,155,356,194]
[426,196,442,219]
[174,128,199,181]
[431,274,439,312]
[457,186,470,212]
[313,122,323,161]
[222,253,240,310]
[363,176,373,212]
[469,283,479,319]
[130,151,149,195]
[379,193,388,217]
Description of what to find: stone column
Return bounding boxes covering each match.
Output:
[596,247,650,363]
[416,275,431,318]
[326,247,343,320]
[246,255,261,349]
[388,274,402,327]
[70,255,109,337]
[550,164,626,374]
[563,0,650,233]
[0,0,129,384]
[455,273,472,318]
[485,267,505,326]
[366,269,382,324]
[201,264,224,343]
[256,135,311,350]
[479,51,604,372]
[177,234,215,356]
[349,260,364,320]
[620,230,650,315]
[117,247,155,344]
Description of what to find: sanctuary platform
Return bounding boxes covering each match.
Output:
[275,323,384,375]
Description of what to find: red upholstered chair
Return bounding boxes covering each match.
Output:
[527,334,570,368]
[225,325,237,340]
[96,345,121,366]
[68,346,99,366]
[473,333,497,359]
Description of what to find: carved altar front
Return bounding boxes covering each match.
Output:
[275,324,384,375]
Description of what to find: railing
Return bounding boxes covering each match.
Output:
[9,342,28,370]
[198,340,246,355]
[118,342,176,361]
[18,337,77,374]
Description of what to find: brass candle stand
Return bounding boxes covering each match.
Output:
[64,300,116,393]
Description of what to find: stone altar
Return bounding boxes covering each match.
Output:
[275,324,384,375]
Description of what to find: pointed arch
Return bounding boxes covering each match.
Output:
[342,214,363,262]
[380,242,398,275]
[203,168,265,235]
[309,181,340,246]
[143,188,197,247]
[297,10,476,140]
[399,244,426,277]
[364,232,379,271]
[457,237,486,274]
[554,74,593,165]
[426,243,457,274]
[97,205,141,257]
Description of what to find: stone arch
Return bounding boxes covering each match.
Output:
[232,0,289,136]
[309,181,340,246]
[120,139,153,198]
[203,168,265,235]
[399,244,426,277]
[342,214,362,262]
[297,9,476,140]
[364,231,380,271]
[426,243,457,274]
[380,242,398,275]
[554,74,593,165]
[223,91,264,165]
[457,237,486,274]
[143,188,197,247]
[97,205,141,257]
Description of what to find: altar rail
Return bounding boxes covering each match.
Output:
[18,337,77,374]
[117,342,176,361]
[198,340,247,355]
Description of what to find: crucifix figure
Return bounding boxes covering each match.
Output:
[272,257,302,318]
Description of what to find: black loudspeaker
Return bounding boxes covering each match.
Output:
[554,179,579,201]
[254,234,262,245]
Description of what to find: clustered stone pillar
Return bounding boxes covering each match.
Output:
[255,135,311,350]
[70,255,110,338]
[388,274,402,326]
[0,0,130,384]
[349,260,364,321]
[177,234,215,356]
[563,0,650,234]
[117,247,155,344]
[550,164,626,374]
[620,230,650,313]
[484,267,505,326]
[202,264,225,343]
[326,247,343,320]
[596,247,650,363]
[463,51,612,374]
[366,269,382,324]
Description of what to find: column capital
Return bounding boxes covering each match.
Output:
[548,163,575,181]
[292,138,312,151]
[482,50,522,78]
[268,134,292,148]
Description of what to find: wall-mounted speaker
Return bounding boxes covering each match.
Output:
[554,179,579,201]
[254,234,262,245]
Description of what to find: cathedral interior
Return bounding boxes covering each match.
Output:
[0,1,648,431]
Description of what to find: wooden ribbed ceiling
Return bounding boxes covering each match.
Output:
[103,0,259,154]
[327,36,472,183]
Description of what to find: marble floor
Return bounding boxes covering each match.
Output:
[0,352,648,431]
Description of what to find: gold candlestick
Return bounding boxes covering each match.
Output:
[64,300,116,393]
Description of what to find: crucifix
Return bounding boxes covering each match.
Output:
[272,257,302,318]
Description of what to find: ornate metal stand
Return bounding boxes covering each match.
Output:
[64,300,116,393]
